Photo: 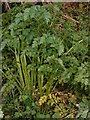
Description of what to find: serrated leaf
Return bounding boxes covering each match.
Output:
[58,44,64,56]
[81,109,89,118]
[24,8,30,21]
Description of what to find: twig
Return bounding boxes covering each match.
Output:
[63,14,79,24]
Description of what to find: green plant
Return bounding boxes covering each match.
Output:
[1,4,63,118]
[1,3,89,119]
[1,4,64,97]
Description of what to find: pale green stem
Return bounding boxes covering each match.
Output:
[20,55,31,94]
[31,70,34,95]
[33,69,36,89]
[38,74,42,96]
[15,49,24,89]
